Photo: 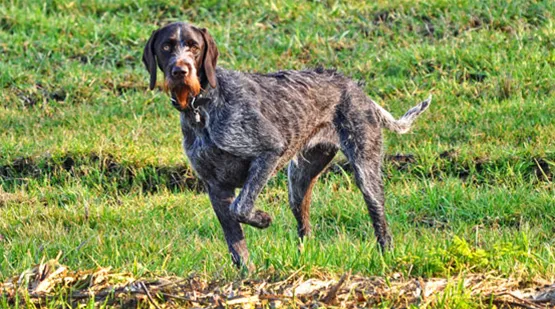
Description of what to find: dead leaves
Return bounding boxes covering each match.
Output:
[1,260,554,308]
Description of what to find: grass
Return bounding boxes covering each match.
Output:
[1,0,554,307]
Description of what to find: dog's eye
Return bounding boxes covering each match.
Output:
[162,44,171,52]
[190,46,199,54]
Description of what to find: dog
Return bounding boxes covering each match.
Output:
[142,22,431,269]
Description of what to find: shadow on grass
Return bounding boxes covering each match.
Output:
[0,152,204,194]
[0,151,552,195]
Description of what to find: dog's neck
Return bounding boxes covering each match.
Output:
[174,68,223,128]
[173,83,217,128]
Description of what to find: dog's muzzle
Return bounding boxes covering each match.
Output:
[171,65,189,78]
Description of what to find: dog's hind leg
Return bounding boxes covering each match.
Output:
[288,144,338,239]
[208,185,252,270]
[347,147,392,250]
[335,95,392,250]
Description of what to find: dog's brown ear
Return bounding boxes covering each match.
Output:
[200,28,219,88]
[142,29,159,90]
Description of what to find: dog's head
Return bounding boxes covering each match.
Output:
[142,22,218,111]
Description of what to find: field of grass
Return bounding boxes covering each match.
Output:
[1,0,554,307]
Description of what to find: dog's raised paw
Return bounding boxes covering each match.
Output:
[237,209,273,229]
[251,210,272,229]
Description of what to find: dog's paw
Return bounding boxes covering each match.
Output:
[250,209,272,229]
[236,209,273,229]
[377,233,393,252]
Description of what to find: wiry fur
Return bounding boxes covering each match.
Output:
[143,22,432,269]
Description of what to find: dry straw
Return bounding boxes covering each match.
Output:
[1,259,554,308]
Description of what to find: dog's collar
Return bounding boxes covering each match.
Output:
[182,90,212,123]
[169,89,212,123]
[188,93,210,123]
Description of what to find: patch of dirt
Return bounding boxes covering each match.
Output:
[17,90,42,108]
[419,15,435,37]
[452,15,487,37]
[49,89,66,102]
[70,54,90,64]
[1,151,551,196]
[325,151,553,185]
[533,158,552,181]
[481,215,524,229]
[372,10,397,25]
[439,149,459,160]
[458,72,488,83]
[386,153,416,170]
[0,16,16,33]
[1,260,553,308]
[0,152,204,194]
[103,78,148,95]
[414,216,450,230]
[14,84,67,108]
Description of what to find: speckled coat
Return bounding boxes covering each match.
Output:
[143,22,431,269]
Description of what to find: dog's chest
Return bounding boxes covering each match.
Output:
[183,130,250,188]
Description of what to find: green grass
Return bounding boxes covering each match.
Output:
[1,0,554,307]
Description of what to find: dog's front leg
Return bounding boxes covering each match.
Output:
[230,151,280,229]
[207,185,252,270]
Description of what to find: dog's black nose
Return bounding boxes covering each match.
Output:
[171,66,188,77]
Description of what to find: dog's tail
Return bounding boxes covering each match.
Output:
[373,95,432,134]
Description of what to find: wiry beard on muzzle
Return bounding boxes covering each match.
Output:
[164,69,201,111]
